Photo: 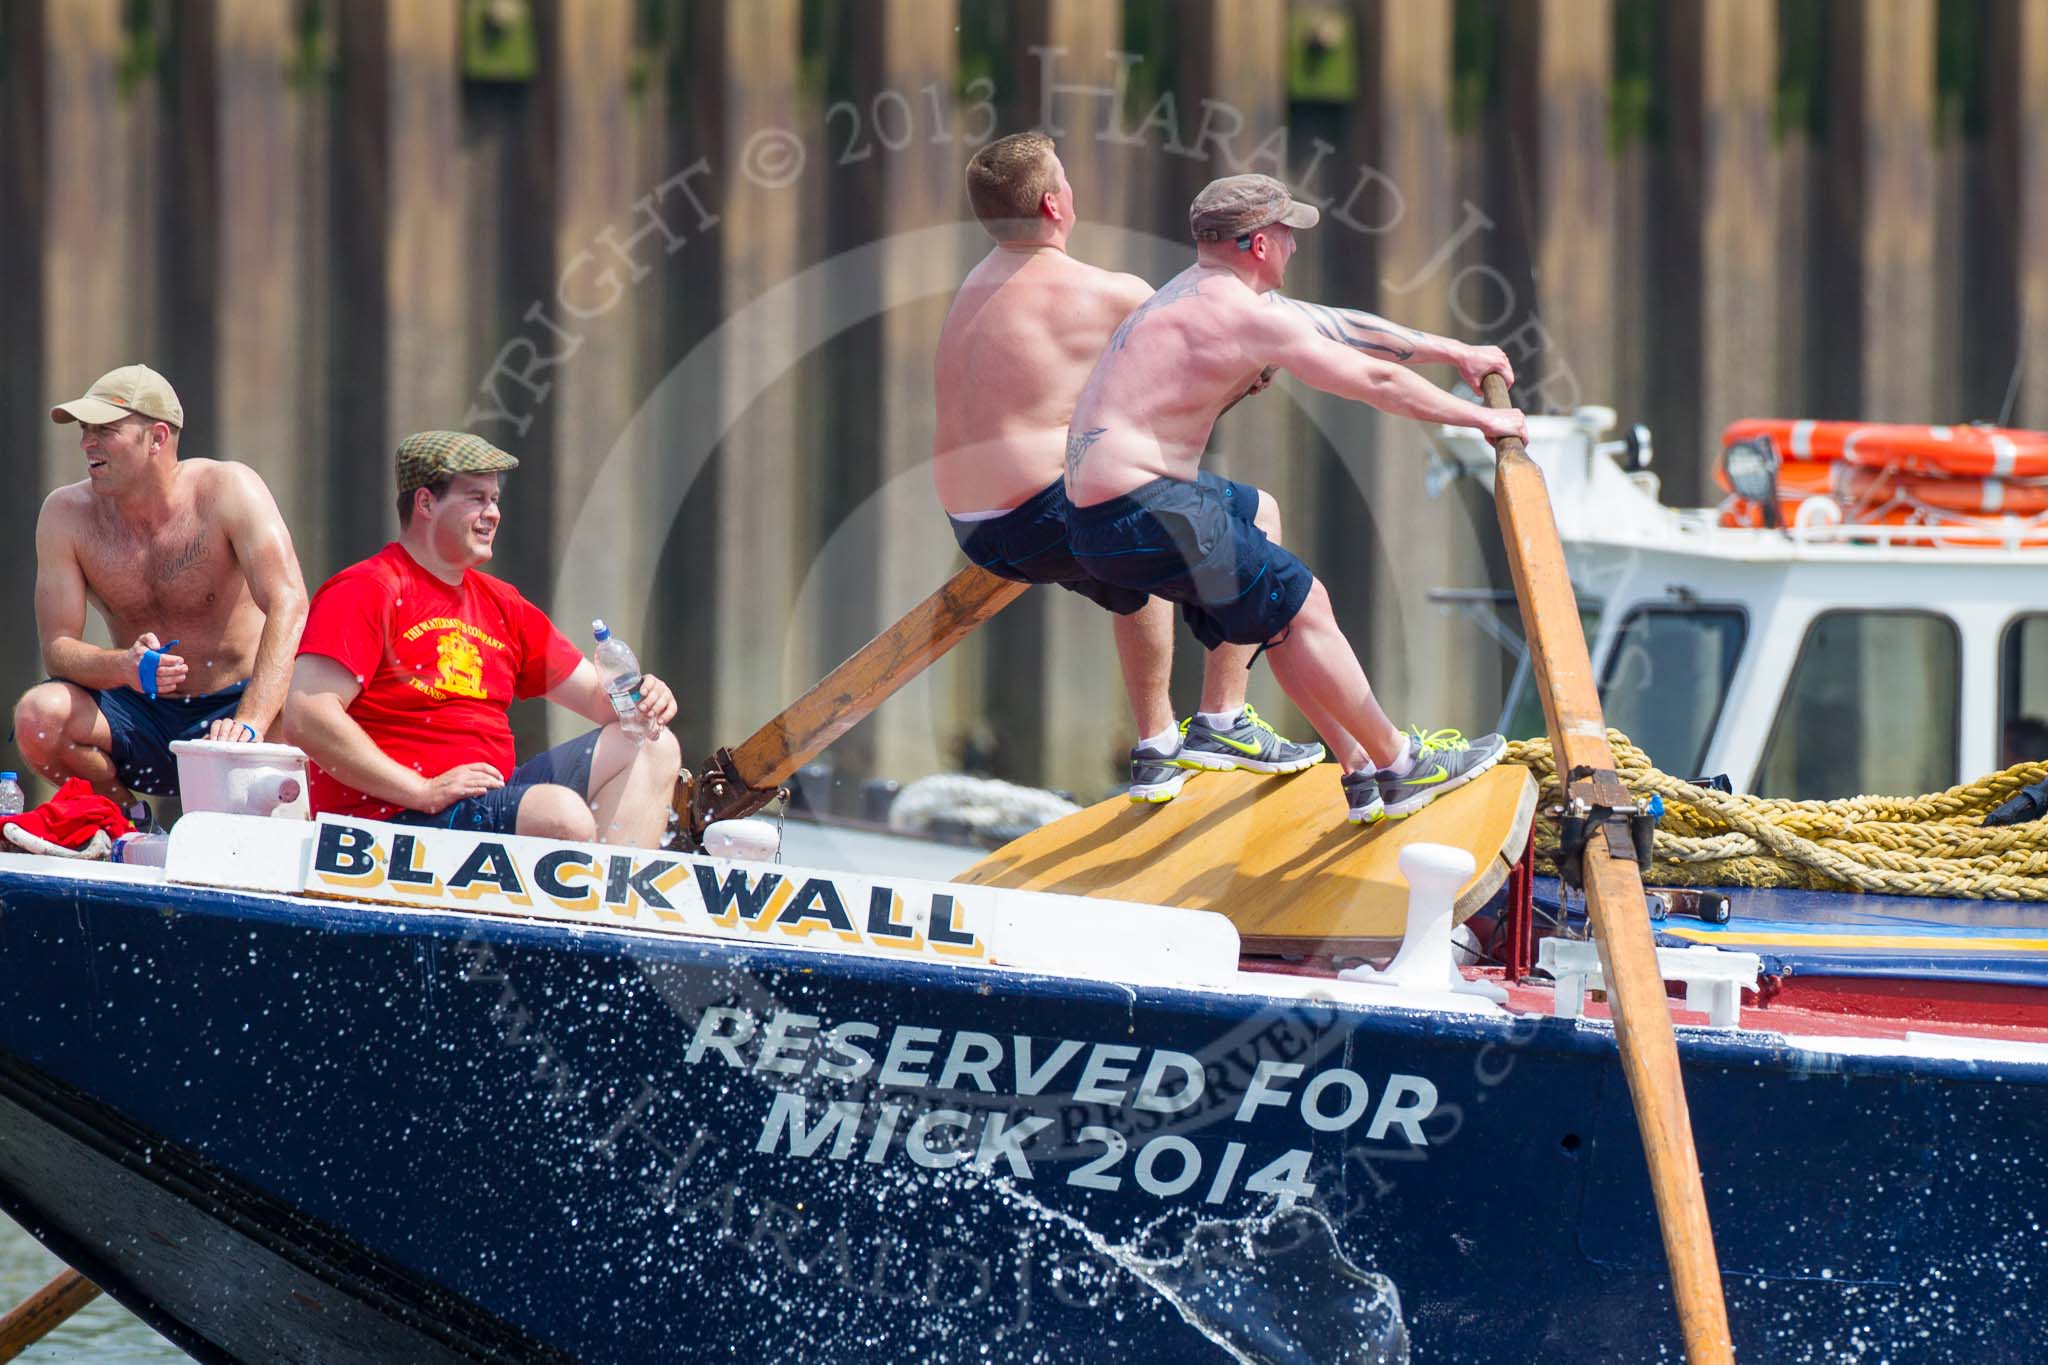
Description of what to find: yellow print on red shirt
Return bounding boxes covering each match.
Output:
[394,617,508,703]
[435,632,489,699]
[401,617,508,652]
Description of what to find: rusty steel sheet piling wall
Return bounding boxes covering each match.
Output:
[2,0,2045,801]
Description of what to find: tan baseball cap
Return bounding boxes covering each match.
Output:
[50,364,185,428]
[395,430,521,496]
[1189,174,1321,243]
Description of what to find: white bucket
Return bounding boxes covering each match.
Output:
[169,739,312,820]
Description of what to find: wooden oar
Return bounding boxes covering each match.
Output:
[680,565,1027,841]
[0,1268,100,1362]
[1484,372,1733,1361]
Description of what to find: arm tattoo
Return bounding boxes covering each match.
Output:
[1273,294,1418,361]
[1108,273,1205,353]
[1065,426,1107,483]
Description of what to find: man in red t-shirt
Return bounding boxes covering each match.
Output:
[285,431,682,846]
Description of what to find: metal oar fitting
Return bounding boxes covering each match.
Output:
[1553,765,1658,889]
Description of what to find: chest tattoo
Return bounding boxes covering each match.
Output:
[152,529,209,584]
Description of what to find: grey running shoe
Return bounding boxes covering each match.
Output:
[1377,728,1508,819]
[1129,738,1191,803]
[1175,706,1326,775]
[1341,769,1386,825]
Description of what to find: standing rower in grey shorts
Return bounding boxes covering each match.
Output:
[935,132,1321,802]
[1064,174,1530,824]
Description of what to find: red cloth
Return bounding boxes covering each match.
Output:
[0,779,134,850]
[297,543,585,820]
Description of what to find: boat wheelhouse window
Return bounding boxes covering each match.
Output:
[1998,616,2048,768]
[1755,610,1960,800]
[1594,606,1746,777]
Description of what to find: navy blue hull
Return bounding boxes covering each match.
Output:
[1,866,2044,1362]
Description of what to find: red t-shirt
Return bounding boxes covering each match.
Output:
[298,543,585,820]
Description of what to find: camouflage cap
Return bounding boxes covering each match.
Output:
[1189,173,1320,243]
[395,430,520,496]
[50,364,185,428]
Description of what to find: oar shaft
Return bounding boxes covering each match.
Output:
[1485,373,1732,1361]
[0,1267,100,1362]
[688,566,1027,833]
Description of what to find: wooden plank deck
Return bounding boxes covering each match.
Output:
[959,764,1535,955]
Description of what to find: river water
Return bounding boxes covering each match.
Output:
[0,1214,177,1361]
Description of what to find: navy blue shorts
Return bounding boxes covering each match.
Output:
[388,730,604,836]
[55,681,248,798]
[950,478,1149,615]
[1068,472,1314,650]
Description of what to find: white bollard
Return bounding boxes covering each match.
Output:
[1335,841,1499,1013]
[702,818,781,862]
[1377,842,1477,991]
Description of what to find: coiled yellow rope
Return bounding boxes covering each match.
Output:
[1504,733,2048,900]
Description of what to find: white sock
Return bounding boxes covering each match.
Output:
[1197,706,1245,730]
[1381,734,1419,777]
[1138,724,1182,755]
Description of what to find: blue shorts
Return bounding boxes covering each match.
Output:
[1068,472,1314,650]
[950,478,1149,615]
[387,730,604,836]
[57,681,249,798]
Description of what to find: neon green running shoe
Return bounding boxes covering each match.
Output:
[1174,706,1325,775]
[1129,736,1191,803]
[1376,727,1507,819]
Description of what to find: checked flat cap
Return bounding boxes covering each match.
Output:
[395,430,521,496]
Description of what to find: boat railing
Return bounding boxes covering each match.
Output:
[1756,518,2048,553]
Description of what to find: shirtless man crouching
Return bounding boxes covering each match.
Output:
[1063,175,1529,825]
[12,365,308,804]
[936,131,1320,802]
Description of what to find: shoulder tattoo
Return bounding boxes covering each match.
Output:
[1108,272,1206,354]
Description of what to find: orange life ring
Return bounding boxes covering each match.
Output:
[1844,424,2048,480]
[1836,464,2048,517]
[1720,419,1923,462]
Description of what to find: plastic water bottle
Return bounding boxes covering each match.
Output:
[592,620,657,741]
[112,832,171,867]
[0,773,22,817]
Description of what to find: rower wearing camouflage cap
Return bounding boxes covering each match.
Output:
[12,364,309,806]
[1061,174,1531,826]
[936,132,1323,805]
[285,431,683,847]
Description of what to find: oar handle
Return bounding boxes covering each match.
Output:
[1480,371,1525,457]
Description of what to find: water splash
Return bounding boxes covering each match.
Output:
[990,1179,1408,1364]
